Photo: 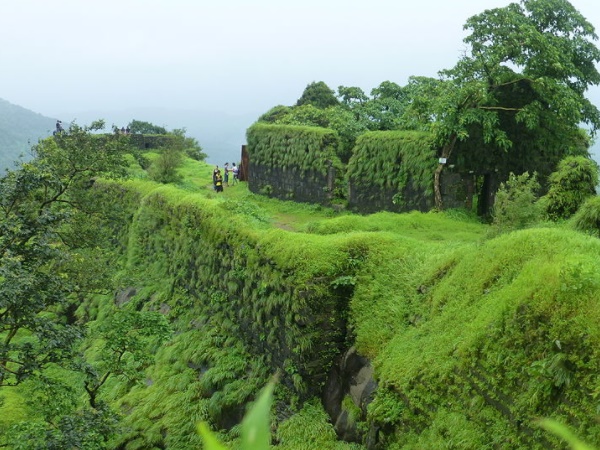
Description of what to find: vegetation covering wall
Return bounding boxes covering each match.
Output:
[246,123,343,203]
[349,225,600,448]
[98,176,600,448]
[246,126,469,213]
[346,131,439,213]
[127,133,177,150]
[5,123,600,448]
[96,179,366,448]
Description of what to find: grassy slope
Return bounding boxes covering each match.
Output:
[4,154,600,448]
[117,156,600,448]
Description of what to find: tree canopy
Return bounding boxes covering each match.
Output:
[254,0,600,213]
[0,121,176,447]
[127,119,167,135]
[295,81,339,109]
[424,0,600,207]
[0,120,129,388]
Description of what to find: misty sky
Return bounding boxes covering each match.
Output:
[2,0,600,159]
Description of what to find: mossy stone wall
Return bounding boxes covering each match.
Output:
[247,126,469,212]
[127,134,176,150]
[107,181,356,399]
[97,178,600,448]
[246,123,342,204]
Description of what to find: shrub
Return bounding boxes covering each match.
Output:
[491,172,541,233]
[544,156,599,221]
[148,148,183,184]
[571,195,600,237]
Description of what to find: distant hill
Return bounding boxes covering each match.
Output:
[0,98,55,172]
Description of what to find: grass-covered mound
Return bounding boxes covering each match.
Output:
[352,227,600,448]
[85,163,493,448]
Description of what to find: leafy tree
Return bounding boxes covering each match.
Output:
[171,128,207,161]
[296,81,339,109]
[420,0,600,209]
[274,104,368,163]
[80,309,170,408]
[366,81,407,131]
[6,388,118,450]
[0,120,130,387]
[337,86,368,108]
[543,156,599,220]
[127,119,167,135]
[257,105,292,123]
[336,79,443,133]
[149,146,184,183]
[276,104,330,128]
[4,310,171,449]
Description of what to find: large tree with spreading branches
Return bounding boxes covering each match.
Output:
[425,0,600,209]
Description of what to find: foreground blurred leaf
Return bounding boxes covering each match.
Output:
[538,418,596,450]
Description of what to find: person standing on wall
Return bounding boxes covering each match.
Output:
[55,120,64,135]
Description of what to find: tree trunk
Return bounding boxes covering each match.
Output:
[433,135,457,210]
[434,164,444,209]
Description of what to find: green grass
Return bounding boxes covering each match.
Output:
[5,148,599,448]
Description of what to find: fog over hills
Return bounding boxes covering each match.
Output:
[0,98,55,172]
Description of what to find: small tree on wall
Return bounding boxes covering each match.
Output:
[127,119,167,135]
[296,81,339,109]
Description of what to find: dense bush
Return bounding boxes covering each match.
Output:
[544,156,599,221]
[491,171,542,233]
[148,147,183,183]
[571,195,600,237]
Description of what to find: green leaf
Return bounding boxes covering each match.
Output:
[537,418,596,450]
[197,422,229,450]
[240,382,275,450]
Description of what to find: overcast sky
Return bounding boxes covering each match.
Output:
[2,0,600,155]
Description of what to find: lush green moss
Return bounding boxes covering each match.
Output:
[346,130,437,201]
[276,399,363,450]
[357,228,600,448]
[246,123,343,174]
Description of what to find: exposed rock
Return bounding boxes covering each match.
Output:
[323,346,378,447]
[115,287,138,306]
[159,302,171,315]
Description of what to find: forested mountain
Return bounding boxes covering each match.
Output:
[0,98,55,172]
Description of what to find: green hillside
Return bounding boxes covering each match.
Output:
[0,98,55,172]
[3,125,600,449]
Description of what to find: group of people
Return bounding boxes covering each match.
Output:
[212,162,239,192]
